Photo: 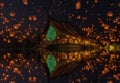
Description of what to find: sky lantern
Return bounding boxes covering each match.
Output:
[75,1,81,10]
[13,24,20,29]
[107,11,113,17]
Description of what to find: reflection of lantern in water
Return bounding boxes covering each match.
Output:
[9,11,16,17]
[0,30,3,35]
[3,54,7,60]
[7,52,11,58]
[33,16,37,21]
[76,15,81,19]
[18,39,23,43]
[95,0,98,3]
[3,38,6,42]
[28,77,37,83]
[10,60,14,65]
[13,24,18,29]
[75,1,81,10]
[9,81,15,83]
[13,68,19,73]
[28,16,32,21]
[114,17,120,25]
[26,32,30,36]
[0,2,4,8]
[13,24,21,29]
[23,35,27,39]
[23,0,28,5]
[9,31,15,37]
[102,23,109,30]
[28,16,37,21]
[7,39,11,43]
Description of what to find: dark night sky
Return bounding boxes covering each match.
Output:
[0,0,120,83]
[0,0,119,45]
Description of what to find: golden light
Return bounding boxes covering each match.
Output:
[102,67,109,75]
[109,45,115,51]
[68,38,73,44]
[74,39,79,44]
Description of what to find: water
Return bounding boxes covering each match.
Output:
[0,49,119,83]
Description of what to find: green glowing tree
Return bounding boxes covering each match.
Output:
[46,25,57,42]
[46,54,57,73]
